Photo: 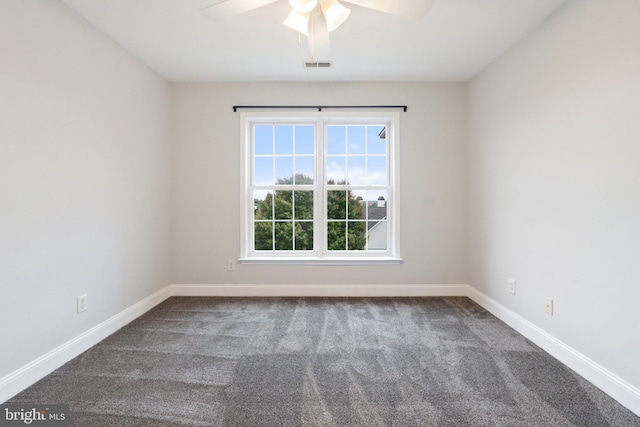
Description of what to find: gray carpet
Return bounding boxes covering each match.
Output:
[8,297,640,426]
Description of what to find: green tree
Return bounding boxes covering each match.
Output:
[254,174,314,251]
[253,175,366,251]
[326,179,366,250]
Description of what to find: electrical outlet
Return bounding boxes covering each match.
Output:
[227,259,236,271]
[545,298,553,315]
[77,294,87,314]
[508,279,516,295]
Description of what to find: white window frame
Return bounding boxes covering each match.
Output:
[239,111,401,265]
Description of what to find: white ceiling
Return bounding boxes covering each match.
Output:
[60,0,567,82]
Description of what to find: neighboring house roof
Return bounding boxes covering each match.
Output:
[366,204,387,230]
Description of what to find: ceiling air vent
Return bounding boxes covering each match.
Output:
[304,61,332,69]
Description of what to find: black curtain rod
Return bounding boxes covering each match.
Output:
[232,105,408,112]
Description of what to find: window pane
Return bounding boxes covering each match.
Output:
[294,191,313,220]
[254,222,273,250]
[253,191,273,220]
[254,157,273,186]
[327,221,346,250]
[347,190,365,220]
[295,222,313,250]
[347,221,366,250]
[367,221,387,250]
[326,156,346,184]
[367,155,387,185]
[275,222,293,250]
[275,126,293,155]
[367,125,386,154]
[255,125,273,155]
[275,156,293,184]
[327,126,346,154]
[365,189,388,250]
[347,155,366,185]
[347,126,366,154]
[295,126,314,155]
[327,190,346,219]
[366,190,387,221]
[294,156,314,184]
[274,191,293,220]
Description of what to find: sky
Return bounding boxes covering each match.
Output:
[253,124,387,201]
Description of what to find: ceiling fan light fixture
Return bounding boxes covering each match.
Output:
[283,10,310,35]
[321,0,350,32]
[288,0,318,14]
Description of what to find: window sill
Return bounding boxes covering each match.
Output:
[238,257,404,266]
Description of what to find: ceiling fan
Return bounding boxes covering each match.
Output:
[200,0,435,62]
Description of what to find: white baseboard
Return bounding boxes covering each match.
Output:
[466,286,640,417]
[170,283,469,297]
[0,286,172,403]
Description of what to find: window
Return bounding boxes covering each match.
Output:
[240,111,400,264]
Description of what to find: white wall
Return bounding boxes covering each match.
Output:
[171,82,467,286]
[468,0,640,402]
[0,0,171,382]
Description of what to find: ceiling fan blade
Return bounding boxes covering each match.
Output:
[341,0,434,20]
[199,0,279,20]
